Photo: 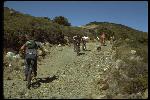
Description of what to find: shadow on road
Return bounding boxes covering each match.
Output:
[83,49,91,51]
[79,52,85,55]
[102,44,107,46]
[31,75,59,89]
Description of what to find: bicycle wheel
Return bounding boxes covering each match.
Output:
[27,59,34,89]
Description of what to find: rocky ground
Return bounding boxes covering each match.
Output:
[3,41,147,99]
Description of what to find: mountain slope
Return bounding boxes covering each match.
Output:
[82,21,148,62]
[4,7,88,51]
[3,7,148,99]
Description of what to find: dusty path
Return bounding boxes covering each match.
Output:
[4,41,116,99]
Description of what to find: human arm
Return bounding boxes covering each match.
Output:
[19,43,26,58]
[36,42,46,55]
[20,42,27,53]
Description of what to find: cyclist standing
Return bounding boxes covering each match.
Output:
[100,32,106,46]
[20,33,44,81]
[73,35,81,51]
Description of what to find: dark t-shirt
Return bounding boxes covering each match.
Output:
[25,40,42,55]
[73,36,81,44]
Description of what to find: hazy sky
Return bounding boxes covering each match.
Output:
[4,1,148,32]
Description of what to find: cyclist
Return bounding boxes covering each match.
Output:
[73,34,81,52]
[81,36,88,51]
[20,33,45,81]
[100,32,106,46]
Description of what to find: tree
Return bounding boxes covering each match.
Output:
[52,16,71,26]
[43,17,51,21]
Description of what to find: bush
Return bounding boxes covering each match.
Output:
[123,75,148,94]
[112,31,148,95]
[52,16,71,26]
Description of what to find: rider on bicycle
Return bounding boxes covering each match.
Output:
[73,34,81,52]
[20,33,45,81]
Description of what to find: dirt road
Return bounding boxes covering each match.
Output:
[4,41,116,99]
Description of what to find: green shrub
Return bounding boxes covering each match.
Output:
[122,75,148,94]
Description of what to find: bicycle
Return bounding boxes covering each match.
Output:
[20,49,36,89]
[26,58,35,89]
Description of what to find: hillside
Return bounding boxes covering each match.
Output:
[83,21,147,41]
[82,21,148,62]
[3,7,148,99]
[4,7,88,52]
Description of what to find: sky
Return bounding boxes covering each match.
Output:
[4,1,148,32]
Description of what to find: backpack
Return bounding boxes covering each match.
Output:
[25,40,38,59]
[26,40,37,49]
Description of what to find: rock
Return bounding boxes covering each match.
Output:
[115,59,123,69]
[38,56,43,61]
[6,52,15,61]
[142,89,148,99]
[58,44,62,47]
[129,55,143,61]
[10,10,14,14]
[37,50,43,56]
[129,56,135,60]
[9,63,12,67]
[130,50,136,55]
[37,42,44,46]
[136,92,142,99]
[13,54,21,59]
[103,67,108,71]
[44,48,49,53]
[100,83,109,90]
[81,65,84,68]
[125,38,130,41]
[135,56,143,61]
[45,42,51,47]
[25,93,29,97]
[95,95,107,99]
